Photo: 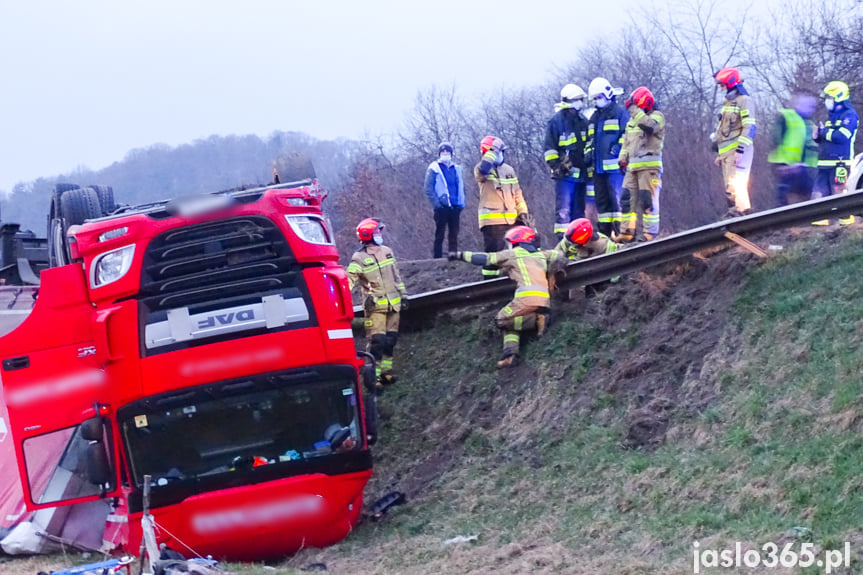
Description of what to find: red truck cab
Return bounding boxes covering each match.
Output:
[0,180,374,560]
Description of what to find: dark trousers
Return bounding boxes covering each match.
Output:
[594,173,622,237]
[433,206,462,258]
[554,178,587,240]
[775,165,813,206]
[480,224,509,279]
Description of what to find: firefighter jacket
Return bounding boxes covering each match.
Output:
[768,108,815,166]
[587,100,629,174]
[620,106,665,172]
[553,233,619,260]
[425,160,465,209]
[715,86,756,157]
[814,101,858,167]
[474,154,528,229]
[459,244,549,307]
[346,243,407,313]
[544,104,588,180]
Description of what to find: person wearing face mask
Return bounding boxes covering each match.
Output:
[545,84,590,241]
[812,81,858,226]
[474,135,530,279]
[346,218,408,389]
[713,67,756,217]
[424,142,465,258]
[586,77,628,238]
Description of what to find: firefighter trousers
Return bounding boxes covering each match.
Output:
[480,224,510,279]
[594,173,622,237]
[554,177,587,240]
[495,299,546,357]
[620,169,661,241]
[720,147,753,212]
[364,307,400,378]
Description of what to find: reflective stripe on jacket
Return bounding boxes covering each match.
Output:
[553,233,618,260]
[474,160,528,228]
[461,245,549,307]
[346,244,407,312]
[587,100,629,174]
[816,101,858,166]
[716,89,756,156]
[544,104,588,180]
[620,106,665,172]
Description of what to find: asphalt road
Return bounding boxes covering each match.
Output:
[0,287,36,338]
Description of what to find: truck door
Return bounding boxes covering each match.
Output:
[0,265,123,510]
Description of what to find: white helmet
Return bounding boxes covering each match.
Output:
[588,77,624,102]
[560,83,586,103]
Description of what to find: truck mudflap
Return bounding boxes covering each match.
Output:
[129,469,372,561]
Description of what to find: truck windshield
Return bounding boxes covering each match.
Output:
[120,375,361,488]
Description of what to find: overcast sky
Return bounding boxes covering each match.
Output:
[1,0,780,195]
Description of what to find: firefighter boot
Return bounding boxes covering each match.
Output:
[496,352,519,369]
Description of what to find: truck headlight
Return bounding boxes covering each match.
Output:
[91,245,135,288]
[286,215,332,245]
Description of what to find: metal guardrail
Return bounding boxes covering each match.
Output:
[355,190,863,318]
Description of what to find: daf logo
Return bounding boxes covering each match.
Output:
[197,309,256,330]
[77,346,97,358]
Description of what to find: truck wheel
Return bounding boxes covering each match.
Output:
[275,152,316,183]
[60,187,103,227]
[88,185,116,216]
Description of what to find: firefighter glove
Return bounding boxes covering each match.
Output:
[584,150,595,167]
[399,297,409,311]
[618,159,628,173]
[447,251,462,261]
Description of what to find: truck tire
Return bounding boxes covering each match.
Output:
[60,187,103,227]
[48,188,103,267]
[275,153,316,183]
[88,185,116,216]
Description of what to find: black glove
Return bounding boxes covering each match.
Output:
[584,150,595,167]
[447,251,462,261]
[400,297,409,311]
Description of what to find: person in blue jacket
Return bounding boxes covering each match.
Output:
[812,81,858,226]
[586,77,629,238]
[424,142,465,258]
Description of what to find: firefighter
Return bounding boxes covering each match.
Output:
[554,218,619,261]
[545,84,589,241]
[345,218,408,388]
[448,226,549,368]
[812,81,858,226]
[586,77,628,238]
[767,93,818,206]
[474,136,530,279]
[713,67,756,217]
[618,87,665,242]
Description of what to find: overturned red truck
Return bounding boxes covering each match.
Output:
[0,180,376,560]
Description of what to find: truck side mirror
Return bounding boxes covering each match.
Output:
[86,442,112,486]
[81,416,104,442]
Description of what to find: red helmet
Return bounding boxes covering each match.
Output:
[714,67,741,89]
[480,135,506,155]
[628,86,655,111]
[356,218,383,242]
[565,218,593,245]
[504,225,536,245]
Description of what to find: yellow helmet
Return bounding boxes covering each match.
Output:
[822,81,850,103]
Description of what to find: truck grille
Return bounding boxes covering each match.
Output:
[138,216,315,354]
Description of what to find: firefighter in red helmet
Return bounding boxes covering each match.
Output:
[345,218,408,388]
[448,225,549,368]
[554,218,619,261]
[618,86,665,242]
[474,136,531,279]
[713,67,756,217]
